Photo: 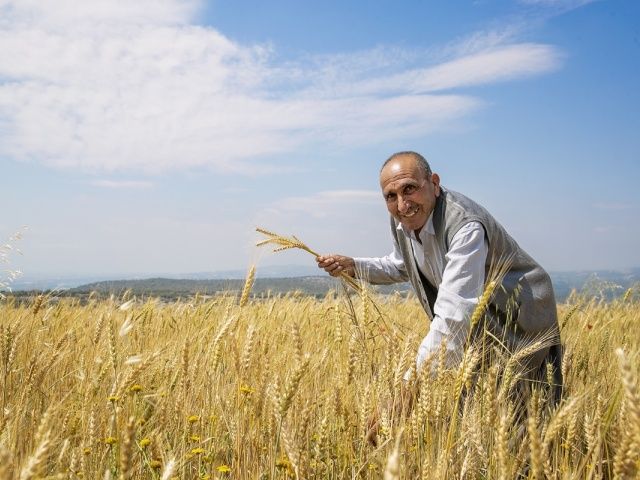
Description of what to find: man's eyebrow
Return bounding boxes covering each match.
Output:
[384,181,411,192]
[397,180,420,187]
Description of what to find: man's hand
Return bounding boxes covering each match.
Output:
[365,382,416,447]
[316,255,356,278]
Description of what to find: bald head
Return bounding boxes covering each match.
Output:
[379,151,441,232]
[381,151,432,180]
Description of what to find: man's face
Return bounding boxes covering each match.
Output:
[379,155,440,233]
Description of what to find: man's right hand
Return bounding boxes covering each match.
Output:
[316,255,356,278]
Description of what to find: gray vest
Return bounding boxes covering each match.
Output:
[390,187,560,372]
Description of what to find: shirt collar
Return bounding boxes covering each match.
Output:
[396,211,435,240]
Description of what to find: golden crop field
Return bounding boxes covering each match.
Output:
[0,284,638,479]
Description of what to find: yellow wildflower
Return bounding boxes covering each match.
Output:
[187,415,200,423]
[276,458,291,469]
[139,438,151,448]
[190,447,205,455]
[149,460,162,469]
[190,435,201,442]
[129,384,143,393]
[216,465,231,473]
[104,437,117,445]
[107,395,120,403]
[239,385,253,395]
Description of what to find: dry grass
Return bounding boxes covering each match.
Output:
[0,284,638,479]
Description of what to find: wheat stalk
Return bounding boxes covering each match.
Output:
[527,391,544,480]
[119,416,135,480]
[19,429,51,480]
[0,447,13,479]
[384,428,403,480]
[614,348,640,479]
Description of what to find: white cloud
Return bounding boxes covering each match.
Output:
[0,0,563,175]
[346,44,562,96]
[0,0,199,27]
[91,179,153,188]
[257,190,384,221]
[445,27,523,58]
[517,0,600,18]
[265,190,381,218]
[254,189,391,258]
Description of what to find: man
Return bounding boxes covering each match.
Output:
[317,151,562,400]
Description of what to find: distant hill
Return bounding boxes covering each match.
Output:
[65,268,640,302]
[8,264,320,291]
[67,276,411,300]
[549,268,640,301]
[7,268,639,303]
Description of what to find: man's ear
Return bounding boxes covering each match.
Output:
[431,173,441,196]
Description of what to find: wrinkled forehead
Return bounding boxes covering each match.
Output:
[380,176,423,196]
[379,157,424,189]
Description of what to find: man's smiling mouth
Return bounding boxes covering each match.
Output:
[401,206,419,218]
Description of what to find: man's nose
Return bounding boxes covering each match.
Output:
[397,195,410,212]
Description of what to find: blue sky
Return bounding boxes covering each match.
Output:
[0,0,639,281]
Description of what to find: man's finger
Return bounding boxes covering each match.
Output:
[317,256,334,267]
[326,262,342,272]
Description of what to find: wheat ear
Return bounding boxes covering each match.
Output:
[160,459,175,480]
[277,356,310,419]
[211,315,237,370]
[239,265,256,307]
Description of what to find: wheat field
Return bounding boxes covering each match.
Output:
[0,283,638,479]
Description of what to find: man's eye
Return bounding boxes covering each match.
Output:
[385,193,396,202]
[404,185,416,195]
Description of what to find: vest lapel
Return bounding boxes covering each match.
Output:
[416,265,438,315]
[398,233,434,319]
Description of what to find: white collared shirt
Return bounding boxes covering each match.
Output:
[354,215,488,372]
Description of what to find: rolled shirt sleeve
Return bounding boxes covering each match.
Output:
[353,234,409,285]
[415,222,488,372]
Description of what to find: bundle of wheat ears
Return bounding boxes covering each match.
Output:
[255,227,362,293]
